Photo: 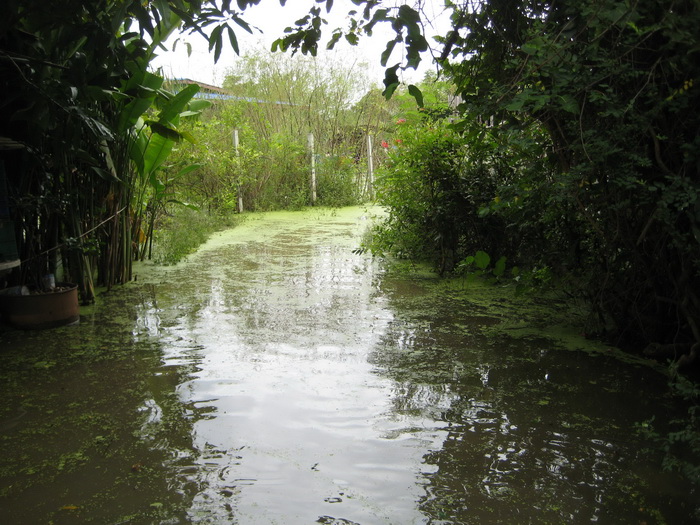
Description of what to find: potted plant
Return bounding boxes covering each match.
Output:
[0,280,79,329]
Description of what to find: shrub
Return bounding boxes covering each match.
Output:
[316,155,361,208]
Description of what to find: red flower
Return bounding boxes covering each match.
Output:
[381,140,389,148]
[394,139,403,145]
[396,118,406,124]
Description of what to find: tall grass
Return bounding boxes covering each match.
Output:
[151,207,239,265]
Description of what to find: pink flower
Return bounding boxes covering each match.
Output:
[396,118,406,124]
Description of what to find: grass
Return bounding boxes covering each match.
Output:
[151,207,240,265]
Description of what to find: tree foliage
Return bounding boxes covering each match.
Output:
[433,0,700,352]
[3,0,698,356]
[0,0,251,297]
[224,49,372,156]
[159,48,385,213]
[332,0,700,358]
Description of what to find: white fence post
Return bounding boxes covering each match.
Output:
[308,132,317,205]
[233,129,243,213]
[367,134,374,200]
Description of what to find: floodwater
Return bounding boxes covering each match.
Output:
[0,206,697,524]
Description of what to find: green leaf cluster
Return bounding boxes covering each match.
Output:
[377,0,700,356]
[0,0,258,292]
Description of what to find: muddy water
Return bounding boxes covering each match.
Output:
[0,207,697,524]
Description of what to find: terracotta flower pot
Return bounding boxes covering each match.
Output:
[0,283,79,329]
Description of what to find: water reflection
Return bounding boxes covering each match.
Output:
[371,279,694,524]
[125,208,697,524]
[3,208,695,523]
[132,210,433,523]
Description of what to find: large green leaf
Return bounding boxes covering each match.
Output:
[147,120,183,142]
[382,64,400,100]
[381,38,399,67]
[227,25,240,55]
[173,163,204,178]
[209,25,224,62]
[493,256,507,277]
[143,131,175,180]
[117,73,164,133]
[157,84,200,126]
[167,199,200,211]
[188,99,213,112]
[474,250,491,270]
[408,84,424,107]
[128,121,148,176]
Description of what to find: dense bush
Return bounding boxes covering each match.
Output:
[368,0,700,356]
[371,116,555,275]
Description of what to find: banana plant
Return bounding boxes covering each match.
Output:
[128,81,211,260]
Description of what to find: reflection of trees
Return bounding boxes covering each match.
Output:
[126,285,206,520]
[145,221,391,522]
[369,281,689,524]
[182,237,384,350]
[133,280,250,523]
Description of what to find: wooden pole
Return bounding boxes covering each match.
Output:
[233,129,243,213]
[308,132,317,205]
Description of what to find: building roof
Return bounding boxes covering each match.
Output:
[165,78,301,106]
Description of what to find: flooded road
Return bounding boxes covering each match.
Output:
[0,207,697,524]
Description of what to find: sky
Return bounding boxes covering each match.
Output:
[149,0,451,88]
